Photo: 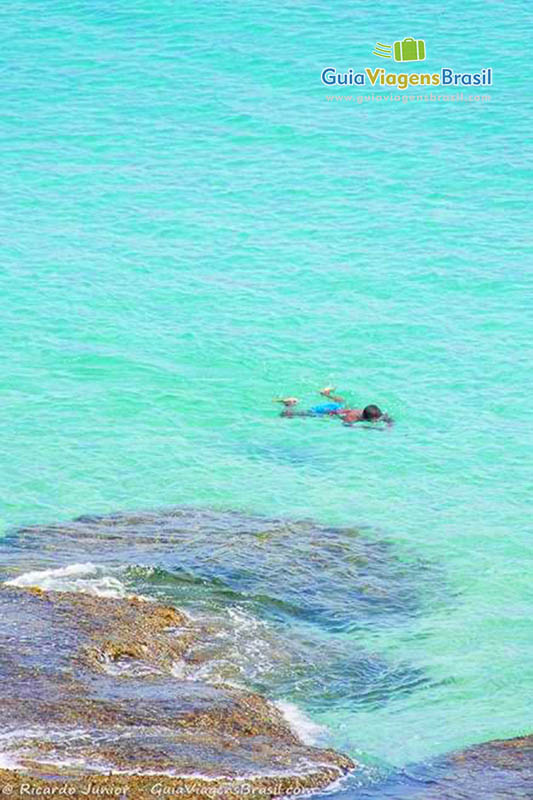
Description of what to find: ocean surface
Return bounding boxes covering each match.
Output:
[0,0,532,795]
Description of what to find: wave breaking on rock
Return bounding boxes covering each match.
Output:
[0,584,354,796]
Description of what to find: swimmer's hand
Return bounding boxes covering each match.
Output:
[320,386,336,397]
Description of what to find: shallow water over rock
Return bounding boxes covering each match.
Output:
[3,508,428,625]
[1,508,438,718]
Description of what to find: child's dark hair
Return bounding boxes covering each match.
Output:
[362,404,383,421]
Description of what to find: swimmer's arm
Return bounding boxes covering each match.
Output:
[344,416,394,429]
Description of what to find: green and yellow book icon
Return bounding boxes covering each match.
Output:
[372,38,426,62]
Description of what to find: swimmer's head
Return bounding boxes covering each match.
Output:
[362,404,383,421]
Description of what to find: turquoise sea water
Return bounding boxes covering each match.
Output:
[1,0,532,789]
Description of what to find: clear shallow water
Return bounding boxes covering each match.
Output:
[0,0,532,791]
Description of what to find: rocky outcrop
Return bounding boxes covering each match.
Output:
[359,734,533,799]
[0,508,433,712]
[418,734,533,799]
[0,585,354,797]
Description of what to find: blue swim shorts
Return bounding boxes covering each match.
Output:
[308,402,343,415]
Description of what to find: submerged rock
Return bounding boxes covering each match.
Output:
[349,735,533,799]
[3,507,437,628]
[0,508,435,714]
[420,734,533,799]
[0,585,354,796]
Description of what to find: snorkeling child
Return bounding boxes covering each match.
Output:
[275,388,392,425]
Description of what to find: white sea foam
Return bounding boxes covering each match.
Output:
[0,750,22,771]
[0,727,93,773]
[276,701,327,745]
[0,726,92,745]
[170,660,187,679]
[5,563,128,598]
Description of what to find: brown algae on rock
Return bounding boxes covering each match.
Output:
[0,584,355,796]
